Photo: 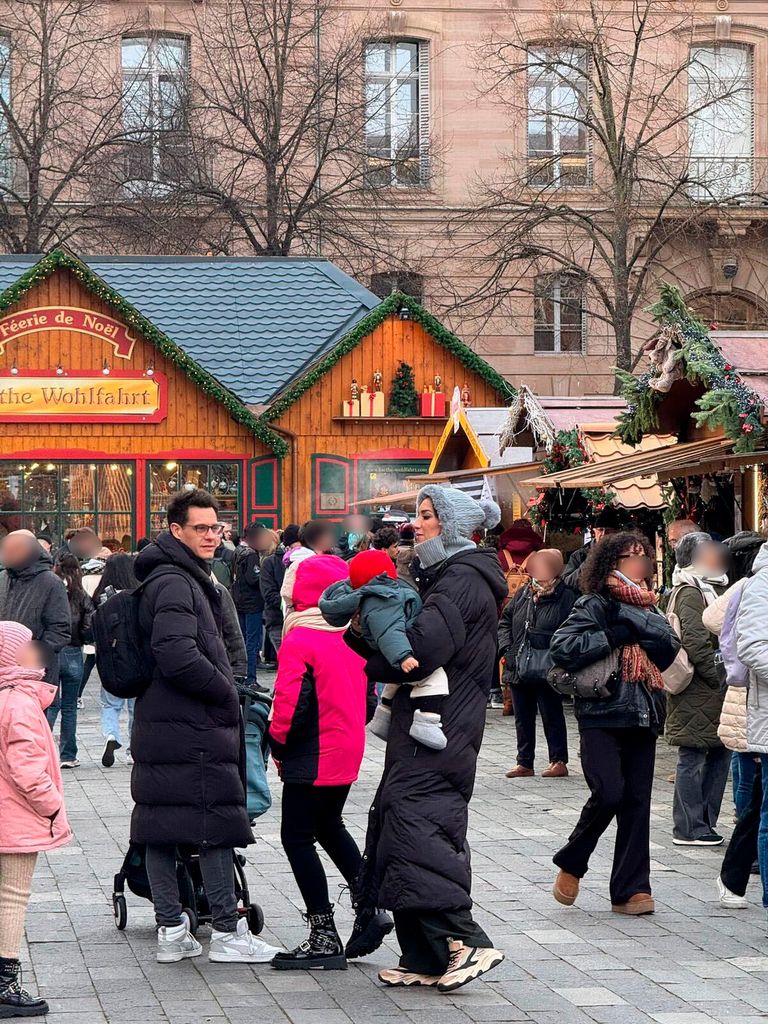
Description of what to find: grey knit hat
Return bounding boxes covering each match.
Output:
[675,531,712,569]
[417,485,501,546]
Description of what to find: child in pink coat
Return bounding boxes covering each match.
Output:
[0,621,72,1017]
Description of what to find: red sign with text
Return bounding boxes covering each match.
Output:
[0,307,137,359]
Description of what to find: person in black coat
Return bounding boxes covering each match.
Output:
[347,485,508,993]
[131,488,280,965]
[549,532,679,917]
[260,524,300,654]
[498,549,576,779]
[561,506,621,589]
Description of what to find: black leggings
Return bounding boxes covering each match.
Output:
[280,783,362,914]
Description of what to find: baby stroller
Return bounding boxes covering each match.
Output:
[112,843,264,936]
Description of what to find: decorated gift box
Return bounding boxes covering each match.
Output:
[420,389,446,417]
[359,386,385,417]
[342,399,360,417]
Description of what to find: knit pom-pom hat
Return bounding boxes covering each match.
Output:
[0,621,33,668]
[417,485,501,548]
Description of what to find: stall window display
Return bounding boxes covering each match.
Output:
[0,461,134,544]
[148,460,240,536]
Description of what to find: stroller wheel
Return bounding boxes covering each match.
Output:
[247,903,264,936]
[113,894,127,930]
[182,907,199,935]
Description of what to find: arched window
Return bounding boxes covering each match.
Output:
[533,274,585,353]
[364,40,429,187]
[688,290,768,330]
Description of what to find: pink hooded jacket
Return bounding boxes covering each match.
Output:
[0,666,72,854]
[269,556,367,786]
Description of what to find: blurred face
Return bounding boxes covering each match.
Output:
[316,530,336,554]
[1,532,39,569]
[693,541,726,575]
[527,551,557,584]
[615,543,653,586]
[415,498,441,542]
[171,505,222,560]
[222,524,233,542]
[254,531,274,554]
[16,639,44,669]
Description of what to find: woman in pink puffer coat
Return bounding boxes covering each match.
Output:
[0,621,71,1017]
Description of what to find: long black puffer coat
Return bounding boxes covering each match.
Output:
[130,532,253,849]
[352,546,507,912]
[498,579,577,686]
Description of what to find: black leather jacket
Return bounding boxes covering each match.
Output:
[550,591,679,732]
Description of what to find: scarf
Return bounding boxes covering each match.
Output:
[531,578,558,600]
[283,607,347,636]
[605,574,665,691]
[414,535,475,568]
[672,565,728,608]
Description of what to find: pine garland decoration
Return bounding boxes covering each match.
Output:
[263,291,514,422]
[388,361,419,416]
[530,428,617,528]
[0,248,288,456]
[617,283,764,453]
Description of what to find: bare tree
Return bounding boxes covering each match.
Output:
[452,0,761,377]
[172,0,404,268]
[0,0,134,253]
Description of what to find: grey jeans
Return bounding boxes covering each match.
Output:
[267,625,282,655]
[672,745,731,840]
[145,844,239,932]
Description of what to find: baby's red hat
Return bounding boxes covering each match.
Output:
[349,549,397,590]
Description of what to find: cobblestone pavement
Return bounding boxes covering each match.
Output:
[30,676,768,1024]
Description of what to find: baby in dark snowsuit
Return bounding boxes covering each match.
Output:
[319,549,448,750]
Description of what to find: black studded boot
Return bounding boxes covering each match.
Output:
[271,907,347,971]
[0,956,49,1017]
[345,905,394,960]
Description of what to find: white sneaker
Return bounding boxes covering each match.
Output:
[157,922,202,963]
[209,916,282,963]
[409,710,448,750]
[60,759,80,769]
[717,876,747,909]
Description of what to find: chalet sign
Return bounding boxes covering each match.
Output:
[0,372,166,423]
[0,307,137,359]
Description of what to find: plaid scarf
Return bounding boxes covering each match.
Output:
[605,574,665,691]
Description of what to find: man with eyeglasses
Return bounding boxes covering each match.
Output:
[130,487,280,965]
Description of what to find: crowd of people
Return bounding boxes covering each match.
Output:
[3,496,768,1016]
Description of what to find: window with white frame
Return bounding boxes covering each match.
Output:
[533,274,585,353]
[122,36,190,185]
[0,37,11,184]
[688,44,753,201]
[527,47,589,187]
[364,40,429,186]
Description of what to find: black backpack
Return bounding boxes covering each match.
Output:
[92,567,185,699]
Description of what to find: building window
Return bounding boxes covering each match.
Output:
[122,35,190,187]
[0,461,134,545]
[528,47,589,187]
[148,460,240,537]
[688,44,753,202]
[370,270,424,302]
[364,40,429,187]
[533,275,585,353]
[0,37,12,186]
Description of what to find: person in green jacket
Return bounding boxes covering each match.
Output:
[667,532,730,847]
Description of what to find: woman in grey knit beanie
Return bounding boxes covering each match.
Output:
[348,484,508,991]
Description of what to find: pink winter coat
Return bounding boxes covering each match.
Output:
[269,555,368,786]
[0,667,72,854]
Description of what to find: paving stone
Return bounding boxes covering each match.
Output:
[554,988,627,1007]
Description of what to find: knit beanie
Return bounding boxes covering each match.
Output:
[349,549,397,590]
[0,621,33,668]
[417,485,501,555]
[675,531,712,569]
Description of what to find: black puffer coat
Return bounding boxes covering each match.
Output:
[498,579,577,686]
[550,592,679,733]
[352,547,507,912]
[130,532,253,848]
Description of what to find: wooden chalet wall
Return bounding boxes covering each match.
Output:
[270,315,503,522]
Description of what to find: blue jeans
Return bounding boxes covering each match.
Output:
[758,754,768,907]
[100,688,135,747]
[733,751,757,819]
[45,646,84,762]
[238,611,263,683]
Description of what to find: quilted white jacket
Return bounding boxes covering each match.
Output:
[736,544,768,754]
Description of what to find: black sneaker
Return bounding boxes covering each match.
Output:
[271,907,347,971]
[101,735,121,767]
[345,908,394,959]
[0,958,49,1017]
[673,832,724,847]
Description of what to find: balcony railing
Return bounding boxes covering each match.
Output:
[685,156,768,206]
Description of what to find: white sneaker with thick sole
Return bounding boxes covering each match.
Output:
[157,922,202,963]
[209,916,282,963]
[409,710,448,750]
[437,941,504,992]
[717,876,747,909]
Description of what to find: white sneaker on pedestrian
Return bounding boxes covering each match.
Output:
[436,941,504,992]
[60,760,80,769]
[102,735,121,768]
[209,916,282,963]
[157,922,202,963]
[717,876,747,909]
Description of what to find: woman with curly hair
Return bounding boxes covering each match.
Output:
[549,532,679,916]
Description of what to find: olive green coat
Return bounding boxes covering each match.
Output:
[665,583,727,749]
